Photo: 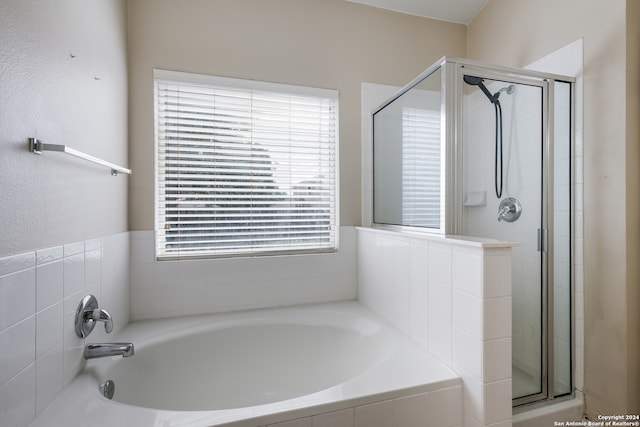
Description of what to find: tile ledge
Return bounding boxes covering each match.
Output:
[355,226,520,248]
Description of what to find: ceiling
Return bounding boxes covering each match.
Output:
[346,0,490,24]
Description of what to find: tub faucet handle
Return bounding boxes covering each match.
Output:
[75,294,114,337]
[84,307,113,334]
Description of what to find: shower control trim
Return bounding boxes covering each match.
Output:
[75,294,113,338]
[497,197,522,223]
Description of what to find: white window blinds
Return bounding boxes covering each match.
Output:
[155,71,338,259]
[401,107,441,228]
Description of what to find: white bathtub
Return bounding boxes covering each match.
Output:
[30,301,461,427]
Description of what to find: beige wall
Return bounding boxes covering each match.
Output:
[469,0,639,416]
[625,0,640,412]
[0,0,129,257]
[127,0,466,230]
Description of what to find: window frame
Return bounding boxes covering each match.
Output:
[153,69,340,260]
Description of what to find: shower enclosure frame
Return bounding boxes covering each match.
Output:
[370,57,575,408]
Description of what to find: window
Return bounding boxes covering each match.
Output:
[154,70,338,259]
[401,107,440,228]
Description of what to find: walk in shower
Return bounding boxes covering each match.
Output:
[372,57,574,407]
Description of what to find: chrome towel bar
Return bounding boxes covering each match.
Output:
[28,137,132,176]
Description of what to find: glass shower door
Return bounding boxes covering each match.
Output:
[459,69,546,403]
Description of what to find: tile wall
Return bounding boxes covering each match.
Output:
[129,226,357,320]
[0,232,130,427]
[357,227,513,427]
[259,385,462,427]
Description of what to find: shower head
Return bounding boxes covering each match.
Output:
[463,75,484,86]
[498,85,515,95]
[463,75,498,104]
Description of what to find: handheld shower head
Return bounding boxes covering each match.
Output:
[463,75,498,104]
[498,85,515,95]
[463,75,516,104]
[463,75,484,86]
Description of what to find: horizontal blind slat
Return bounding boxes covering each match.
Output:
[156,75,338,257]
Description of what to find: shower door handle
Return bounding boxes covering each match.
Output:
[537,228,548,253]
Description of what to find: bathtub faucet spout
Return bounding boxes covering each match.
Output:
[84,342,134,360]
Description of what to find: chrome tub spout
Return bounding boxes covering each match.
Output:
[84,343,134,360]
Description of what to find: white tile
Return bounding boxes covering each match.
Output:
[429,281,451,321]
[426,386,463,427]
[483,297,511,340]
[455,367,483,424]
[62,336,84,386]
[483,338,511,383]
[130,236,156,265]
[483,379,511,424]
[392,392,430,427]
[312,408,353,427]
[0,268,35,330]
[35,246,63,265]
[452,251,482,297]
[429,314,452,365]
[130,263,154,290]
[0,362,35,427]
[62,295,84,385]
[36,260,63,311]
[35,344,63,414]
[393,237,411,272]
[100,272,130,335]
[207,283,235,312]
[63,253,85,297]
[268,418,312,427]
[452,290,482,339]
[36,302,63,358]
[0,251,35,277]
[409,273,429,348]
[409,240,429,278]
[63,293,85,339]
[482,255,511,298]
[393,268,411,333]
[84,248,102,286]
[463,410,482,427]
[453,327,482,382]
[0,316,35,387]
[84,238,102,252]
[130,288,156,320]
[180,284,209,316]
[428,244,452,286]
[355,400,392,427]
[102,234,129,280]
[63,241,84,257]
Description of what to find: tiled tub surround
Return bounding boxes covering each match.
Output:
[0,232,130,427]
[356,227,514,427]
[30,302,462,427]
[129,226,357,320]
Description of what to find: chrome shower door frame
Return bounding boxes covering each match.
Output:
[444,58,574,408]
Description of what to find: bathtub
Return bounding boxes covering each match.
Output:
[30,301,461,427]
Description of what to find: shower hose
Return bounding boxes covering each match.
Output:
[494,100,503,199]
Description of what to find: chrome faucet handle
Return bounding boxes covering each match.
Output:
[75,295,114,337]
[497,197,522,223]
[83,308,113,334]
[497,205,511,222]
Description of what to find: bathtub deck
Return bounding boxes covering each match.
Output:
[29,301,461,427]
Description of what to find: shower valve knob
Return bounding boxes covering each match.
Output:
[74,294,113,338]
[497,197,522,223]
